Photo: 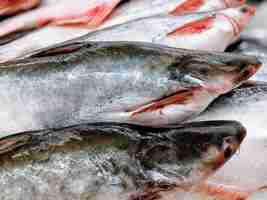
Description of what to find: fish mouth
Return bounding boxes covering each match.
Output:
[234,62,262,85]
[208,121,246,172]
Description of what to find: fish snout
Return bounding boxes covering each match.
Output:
[234,60,262,86]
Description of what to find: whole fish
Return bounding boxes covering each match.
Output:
[193,83,267,190]
[2,5,255,62]
[0,120,246,200]
[0,0,41,16]
[0,41,261,138]
[0,0,122,37]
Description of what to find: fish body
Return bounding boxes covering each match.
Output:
[0,121,246,199]
[0,0,41,16]
[0,41,260,138]
[99,0,245,29]
[0,5,255,62]
[0,0,122,37]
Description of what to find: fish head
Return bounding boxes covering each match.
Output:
[177,51,262,94]
[139,121,246,186]
[218,5,256,41]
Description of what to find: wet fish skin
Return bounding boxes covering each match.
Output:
[0,12,214,61]
[14,5,256,62]
[193,83,267,190]
[0,0,41,16]
[194,82,267,138]
[0,0,122,37]
[97,0,238,29]
[0,2,250,62]
[0,41,260,136]
[0,120,246,199]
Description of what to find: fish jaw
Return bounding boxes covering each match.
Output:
[140,121,246,187]
[0,0,41,16]
[190,53,262,95]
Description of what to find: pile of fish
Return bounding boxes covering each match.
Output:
[0,0,265,200]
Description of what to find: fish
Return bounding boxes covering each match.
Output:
[0,0,122,38]
[2,5,255,62]
[0,0,41,16]
[97,0,246,30]
[0,41,261,138]
[0,120,246,200]
[193,83,267,191]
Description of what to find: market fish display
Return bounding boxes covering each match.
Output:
[6,5,255,62]
[0,0,122,37]
[0,41,261,138]
[0,120,246,199]
[0,0,41,16]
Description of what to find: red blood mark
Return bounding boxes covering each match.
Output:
[131,87,202,117]
[51,0,120,28]
[219,14,241,37]
[170,0,205,16]
[168,17,215,36]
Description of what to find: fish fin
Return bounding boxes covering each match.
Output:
[130,88,199,117]
[168,17,215,37]
[50,0,121,28]
[170,0,205,16]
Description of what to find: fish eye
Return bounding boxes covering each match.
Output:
[224,147,233,160]
[240,7,249,13]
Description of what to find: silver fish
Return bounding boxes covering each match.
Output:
[0,120,246,200]
[0,41,260,138]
